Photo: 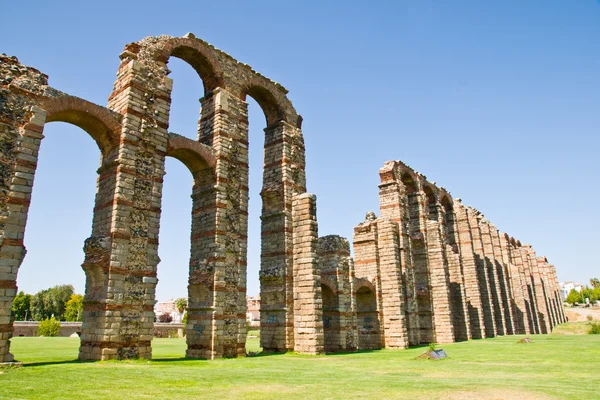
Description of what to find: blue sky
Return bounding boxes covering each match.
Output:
[2,0,599,300]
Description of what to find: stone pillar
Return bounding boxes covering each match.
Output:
[292,193,323,354]
[409,187,434,344]
[441,202,471,341]
[80,54,171,361]
[478,220,506,335]
[0,107,46,363]
[191,87,249,358]
[517,246,539,334]
[466,209,496,338]
[378,163,418,345]
[454,201,485,339]
[376,220,409,348]
[260,121,306,352]
[317,235,356,352]
[496,232,519,335]
[525,246,550,334]
[352,215,385,348]
[425,199,454,343]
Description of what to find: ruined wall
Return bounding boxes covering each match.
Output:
[352,160,564,348]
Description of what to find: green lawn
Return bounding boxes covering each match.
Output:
[1,330,599,400]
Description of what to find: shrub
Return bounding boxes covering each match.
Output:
[158,313,173,323]
[182,312,188,324]
[590,322,600,335]
[587,315,593,322]
[38,317,61,337]
[428,342,437,352]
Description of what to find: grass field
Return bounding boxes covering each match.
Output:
[1,327,599,400]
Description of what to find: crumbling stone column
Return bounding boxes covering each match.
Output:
[424,195,454,343]
[260,121,306,352]
[318,235,357,352]
[292,193,323,354]
[524,246,550,334]
[466,208,496,337]
[454,201,486,339]
[0,106,46,362]
[494,231,516,335]
[378,162,418,345]
[478,219,506,335]
[376,220,409,348]
[191,87,249,358]
[441,199,471,341]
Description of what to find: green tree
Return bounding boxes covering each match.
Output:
[590,278,600,289]
[566,289,582,304]
[11,291,32,321]
[31,285,75,321]
[175,298,188,314]
[64,294,84,322]
[38,317,61,336]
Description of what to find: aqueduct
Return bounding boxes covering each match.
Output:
[0,34,565,362]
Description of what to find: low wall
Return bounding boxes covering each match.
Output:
[13,322,186,338]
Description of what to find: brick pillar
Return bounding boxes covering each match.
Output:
[376,220,409,348]
[517,246,539,334]
[292,193,324,354]
[80,54,172,361]
[352,215,385,348]
[454,201,485,339]
[478,220,506,335]
[378,163,418,345]
[410,187,434,344]
[0,107,47,362]
[425,200,454,343]
[538,260,557,329]
[525,246,550,334]
[495,232,516,335]
[442,203,471,341]
[317,235,356,352]
[192,87,249,358]
[467,209,496,338]
[260,121,306,352]
[549,266,566,324]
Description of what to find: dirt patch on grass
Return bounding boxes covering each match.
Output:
[440,388,556,399]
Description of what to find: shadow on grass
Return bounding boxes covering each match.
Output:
[22,359,95,367]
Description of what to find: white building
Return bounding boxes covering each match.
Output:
[154,298,186,323]
[559,281,584,300]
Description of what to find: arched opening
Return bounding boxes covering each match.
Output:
[321,282,339,353]
[14,115,109,361]
[424,186,437,221]
[355,285,381,350]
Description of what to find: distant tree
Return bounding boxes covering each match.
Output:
[175,298,187,314]
[591,278,600,289]
[64,294,84,322]
[182,312,188,325]
[31,285,75,321]
[158,313,173,323]
[11,291,32,321]
[566,289,582,305]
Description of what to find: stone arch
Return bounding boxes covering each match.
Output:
[142,36,224,95]
[39,96,121,156]
[355,285,381,350]
[400,170,418,194]
[166,133,216,175]
[243,84,286,128]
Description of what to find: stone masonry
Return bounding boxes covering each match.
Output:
[0,35,565,362]
[351,160,565,348]
[0,34,315,361]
